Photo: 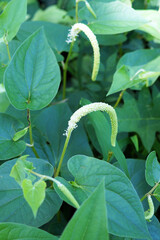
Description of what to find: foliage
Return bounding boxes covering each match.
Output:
[0,0,160,239]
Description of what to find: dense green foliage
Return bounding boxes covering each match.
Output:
[0,0,160,239]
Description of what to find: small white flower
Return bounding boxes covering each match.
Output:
[65,102,118,147]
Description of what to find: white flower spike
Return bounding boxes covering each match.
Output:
[65,102,118,147]
[66,23,100,81]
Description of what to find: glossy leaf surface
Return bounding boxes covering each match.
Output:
[0,0,27,41]
[67,155,150,239]
[22,179,46,218]
[0,223,58,240]
[108,49,160,95]
[60,180,109,240]
[4,28,60,110]
[0,113,26,160]
[79,1,148,35]
[145,151,160,186]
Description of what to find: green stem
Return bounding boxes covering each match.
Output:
[114,90,125,109]
[5,42,11,61]
[62,41,74,99]
[54,130,72,177]
[57,0,63,8]
[27,109,39,158]
[76,1,79,23]
[141,182,159,202]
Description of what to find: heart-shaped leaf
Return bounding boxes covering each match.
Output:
[67,155,151,239]
[4,28,61,110]
[22,179,46,218]
[0,158,62,227]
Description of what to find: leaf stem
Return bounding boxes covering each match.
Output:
[62,41,74,99]
[114,90,125,108]
[5,42,11,61]
[141,182,159,202]
[27,109,39,158]
[54,130,72,177]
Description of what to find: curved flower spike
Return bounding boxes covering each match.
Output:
[54,102,118,177]
[144,195,154,220]
[66,23,100,81]
[65,102,118,147]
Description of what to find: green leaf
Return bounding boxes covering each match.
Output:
[138,10,160,40]
[13,127,28,141]
[108,49,160,95]
[0,113,26,160]
[97,34,127,46]
[0,83,10,112]
[24,127,55,164]
[10,157,34,185]
[80,98,129,177]
[0,66,6,84]
[136,216,160,240]
[0,158,62,226]
[145,151,160,186]
[116,87,160,151]
[60,180,109,240]
[122,158,151,210]
[33,5,74,25]
[67,155,151,239]
[154,185,160,202]
[130,135,139,152]
[22,179,46,218]
[17,21,73,53]
[0,2,8,13]
[0,0,27,42]
[4,28,61,110]
[0,41,21,85]
[0,222,58,240]
[114,158,160,212]
[111,216,160,240]
[0,40,20,65]
[79,1,148,35]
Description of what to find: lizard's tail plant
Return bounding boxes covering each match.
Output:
[54,102,118,177]
[66,23,100,81]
